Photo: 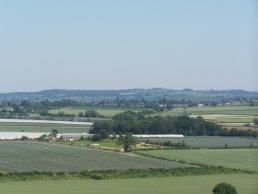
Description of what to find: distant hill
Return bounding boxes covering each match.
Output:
[0,88,257,102]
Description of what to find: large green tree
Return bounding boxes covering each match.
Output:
[118,133,137,152]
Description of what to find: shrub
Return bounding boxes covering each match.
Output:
[213,182,237,194]
[99,129,109,139]
[91,134,102,142]
[20,136,29,141]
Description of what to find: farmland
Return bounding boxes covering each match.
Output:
[0,141,191,172]
[49,106,149,117]
[0,174,257,194]
[0,122,90,133]
[159,105,258,117]
[139,136,258,148]
[138,149,258,172]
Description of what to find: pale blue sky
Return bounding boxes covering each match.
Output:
[0,0,257,92]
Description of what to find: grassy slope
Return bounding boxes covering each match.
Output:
[0,122,90,133]
[0,174,257,194]
[139,149,258,172]
[0,141,191,172]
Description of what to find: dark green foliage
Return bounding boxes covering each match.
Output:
[147,140,186,148]
[51,129,58,137]
[37,134,48,142]
[254,118,258,125]
[213,182,237,194]
[85,110,104,118]
[20,136,29,141]
[91,134,102,142]
[99,129,109,139]
[90,112,257,137]
[118,133,137,152]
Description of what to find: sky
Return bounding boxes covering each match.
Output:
[0,0,257,92]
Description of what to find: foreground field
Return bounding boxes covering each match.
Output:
[139,149,258,172]
[140,136,258,148]
[0,174,257,194]
[0,141,190,172]
[0,122,90,133]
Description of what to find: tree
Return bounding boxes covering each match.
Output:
[38,134,48,142]
[51,129,58,137]
[85,110,103,118]
[118,133,137,152]
[99,129,109,139]
[254,118,258,125]
[91,134,101,142]
[213,182,237,194]
[20,136,29,141]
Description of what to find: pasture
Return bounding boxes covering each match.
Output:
[138,149,258,172]
[0,122,90,133]
[140,136,258,148]
[0,174,257,194]
[0,141,191,172]
[155,105,258,124]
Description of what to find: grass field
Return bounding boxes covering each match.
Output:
[0,174,257,194]
[0,122,90,133]
[155,105,258,124]
[49,106,149,117]
[139,136,258,148]
[163,105,258,116]
[139,149,258,172]
[0,141,191,172]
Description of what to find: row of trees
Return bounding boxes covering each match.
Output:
[90,111,257,137]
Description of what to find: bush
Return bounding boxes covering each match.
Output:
[91,134,102,142]
[99,129,109,139]
[37,134,48,142]
[213,182,237,194]
[254,118,258,125]
[20,136,29,141]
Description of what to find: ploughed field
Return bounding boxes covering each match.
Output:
[140,136,258,148]
[0,174,257,194]
[0,141,191,172]
[138,149,258,172]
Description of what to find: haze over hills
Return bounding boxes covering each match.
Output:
[0,88,257,103]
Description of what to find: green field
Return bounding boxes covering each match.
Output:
[159,105,258,116]
[153,105,258,124]
[140,136,258,148]
[139,149,258,172]
[49,106,149,117]
[0,122,90,133]
[0,141,191,172]
[0,174,257,194]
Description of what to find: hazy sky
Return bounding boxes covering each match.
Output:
[0,0,257,92]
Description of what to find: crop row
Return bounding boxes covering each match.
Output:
[0,141,191,172]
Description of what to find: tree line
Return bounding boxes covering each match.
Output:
[90,111,257,137]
